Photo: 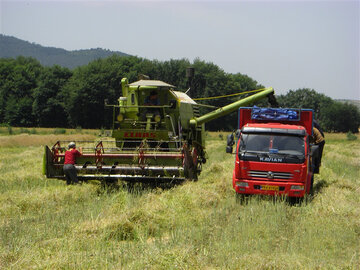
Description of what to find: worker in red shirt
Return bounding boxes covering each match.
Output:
[63,142,82,185]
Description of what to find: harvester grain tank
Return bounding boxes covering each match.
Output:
[44,77,275,183]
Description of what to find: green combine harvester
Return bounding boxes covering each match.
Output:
[44,73,275,183]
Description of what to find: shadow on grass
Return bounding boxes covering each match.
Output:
[312,179,328,195]
[288,178,329,205]
[95,179,185,195]
[235,194,289,205]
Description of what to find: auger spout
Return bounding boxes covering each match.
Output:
[189,87,274,127]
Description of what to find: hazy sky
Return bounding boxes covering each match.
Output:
[0,0,359,100]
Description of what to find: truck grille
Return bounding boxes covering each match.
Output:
[248,170,293,180]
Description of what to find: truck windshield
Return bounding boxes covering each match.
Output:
[240,134,305,156]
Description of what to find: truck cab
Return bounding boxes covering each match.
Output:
[228,107,318,198]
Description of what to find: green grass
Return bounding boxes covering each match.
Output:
[0,126,100,136]
[0,133,359,269]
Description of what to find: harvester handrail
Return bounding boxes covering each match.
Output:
[52,140,186,143]
[108,104,172,109]
[51,140,187,152]
[193,87,268,101]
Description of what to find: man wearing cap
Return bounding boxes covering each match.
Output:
[63,142,83,185]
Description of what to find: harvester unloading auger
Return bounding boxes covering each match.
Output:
[44,75,275,183]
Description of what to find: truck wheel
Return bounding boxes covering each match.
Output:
[235,193,248,204]
[289,196,302,205]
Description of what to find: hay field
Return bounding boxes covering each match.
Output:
[0,132,359,269]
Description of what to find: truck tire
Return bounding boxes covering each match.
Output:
[235,193,249,204]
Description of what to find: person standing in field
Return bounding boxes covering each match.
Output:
[311,126,325,173]
[313,120,325,164]
[63,142,82,185]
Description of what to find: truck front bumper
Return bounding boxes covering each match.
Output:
[233,178,306,197]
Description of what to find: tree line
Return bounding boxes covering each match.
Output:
[0,55,359,132]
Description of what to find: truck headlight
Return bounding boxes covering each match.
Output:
[290,185,304,190]
[236,182,249,187]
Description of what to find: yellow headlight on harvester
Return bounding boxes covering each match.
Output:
[117,114,124,122]
[154,115,161,123]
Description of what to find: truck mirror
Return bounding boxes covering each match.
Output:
[267,93,279,107]
[235,129,241,139]
[226,146,233,154]
[227,134,235,147]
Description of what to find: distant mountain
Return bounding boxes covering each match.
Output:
[0,34,130,69]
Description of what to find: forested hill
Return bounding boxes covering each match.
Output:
[0,34,130,69]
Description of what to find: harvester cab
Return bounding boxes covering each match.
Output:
[44,76,275,184]
[115,78,173,130]
[109,77,205,180]
[111,78,199,149]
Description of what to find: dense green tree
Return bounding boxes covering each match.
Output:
[0,58,16,121]
[277,88,359,133]
[192,64,263,131]
[150,58,190,88]
[321,102,360,133]
[32,65,72,127]
[277,88,333,120]
[62,56,134,128]
[277,88,333,128]
[0,56,42,126]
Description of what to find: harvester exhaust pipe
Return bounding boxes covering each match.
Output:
[185,67,195,94]
[267,93,279,108]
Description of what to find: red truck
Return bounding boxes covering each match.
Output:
[227,107,321,198]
